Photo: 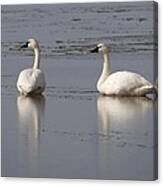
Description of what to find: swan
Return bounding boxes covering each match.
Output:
[17,38,46,96]
[91,43,157,96]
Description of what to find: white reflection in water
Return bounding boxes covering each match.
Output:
[96,96,155,179]
[17,95,45,176]
[97,96,153,135]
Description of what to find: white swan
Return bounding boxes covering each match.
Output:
[17,38,46,95]
[91,43,157,96]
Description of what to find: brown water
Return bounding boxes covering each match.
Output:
[1,2,157,180]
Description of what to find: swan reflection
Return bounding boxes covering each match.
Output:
[96,96,155,179]
[17,95,45,176]
[97,96,154,135]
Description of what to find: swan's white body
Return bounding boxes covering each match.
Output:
[17,68,45,95]
[97,70,154,96]
[17,38,45,95]
[91,43,156,96]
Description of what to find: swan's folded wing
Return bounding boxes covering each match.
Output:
[17,69,45,94]
[32,69,46,90]
[103,71,152,95]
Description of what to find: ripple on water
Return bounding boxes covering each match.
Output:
[41,128,153,149]
[1,84,98,101]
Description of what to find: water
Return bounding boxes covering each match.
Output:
[1,2,157,180]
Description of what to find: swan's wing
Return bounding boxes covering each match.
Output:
[17,69,33,92]
[103,71,152,95]
[31,69,46,90]
[17,69,45,94]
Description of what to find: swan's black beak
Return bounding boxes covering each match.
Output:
[20,42,28,49]
[90,46,98,53]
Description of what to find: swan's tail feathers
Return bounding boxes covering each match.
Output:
[17,84,34,96]
[147,85,158,97]
[136,85,157,98]
[145,85,158,100]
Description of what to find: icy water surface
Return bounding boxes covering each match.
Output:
[1,2,157,180]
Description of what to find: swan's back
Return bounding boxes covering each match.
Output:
[17,68,45,95]
[101,71,153,96]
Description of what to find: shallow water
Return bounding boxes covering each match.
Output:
[1,2,157,180]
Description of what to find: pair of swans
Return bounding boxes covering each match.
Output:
[17,38,157,97]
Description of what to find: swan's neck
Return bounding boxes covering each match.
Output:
[97,52,110,89]
[33,48,40,69]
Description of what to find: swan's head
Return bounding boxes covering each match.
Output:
[90,43,109,54]
[21,38,39,50]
